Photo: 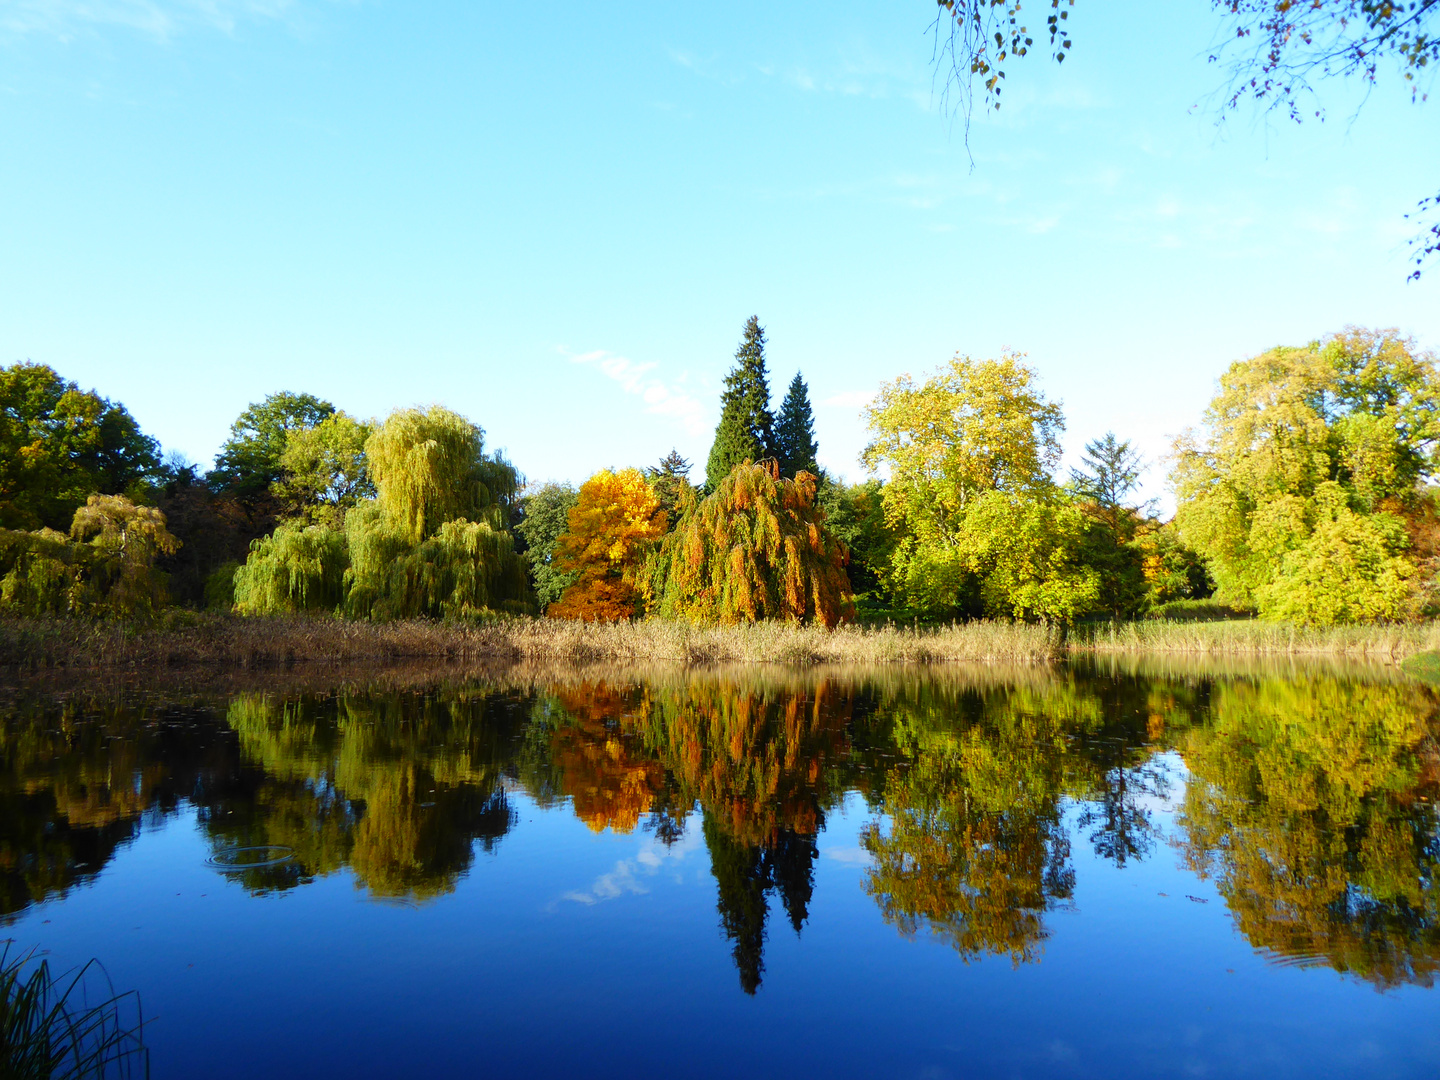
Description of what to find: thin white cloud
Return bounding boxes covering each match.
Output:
[565,348,708,436]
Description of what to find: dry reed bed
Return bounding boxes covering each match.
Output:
[0,614,1057,672]
[1078,619,1440,660]
[3,614,1437,674]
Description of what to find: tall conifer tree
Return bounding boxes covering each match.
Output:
[774,373,818,477]
[705,316,775,491]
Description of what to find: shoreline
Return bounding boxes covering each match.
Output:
[3,613,1438,674]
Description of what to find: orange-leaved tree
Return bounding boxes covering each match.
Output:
[548,468,667,621]
[656,461,853,627]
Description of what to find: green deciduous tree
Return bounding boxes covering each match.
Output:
[273,412,376,526]
[517,482,580,609]
[232,522,349,615]
[0,363,161,531]
[209,392,335,500]
[862,353,1094,621]
[774,374,819,478]
[706,317,776,492]
[818,478,899,602]
[1172,327,1439,624]
[0,495,179,617]
[656,461,852,627]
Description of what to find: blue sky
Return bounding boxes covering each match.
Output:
[2,1,1437,508]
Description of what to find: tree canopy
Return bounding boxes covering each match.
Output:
[774,374,819,478]
[549,468,666,622]
[656,461,853,627]
[208,392,335,500]
[273,411,375,526]
[1172,327,1440,623]
[517,481,580,610]
[234,404,531,619]
[862,353,1097,621]
[0,362,161,531]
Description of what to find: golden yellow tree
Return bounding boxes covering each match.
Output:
[548,468,666,622]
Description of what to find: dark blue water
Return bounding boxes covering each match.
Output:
[3,662,1438,1078]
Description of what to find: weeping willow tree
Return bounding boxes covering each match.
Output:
[232,523,348,615]
[231,405,530,618]
[343,406,530,619]
[0,495,179,617]
[654,461,853,627]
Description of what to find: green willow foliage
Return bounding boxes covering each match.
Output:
[234,405,531,619]
[0,495,179,618]
[232,523,348,615]
[654,461,852,627]
[345,407,528,618]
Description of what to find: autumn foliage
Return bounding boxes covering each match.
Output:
[657,461,852,627]
[548,468,667,622]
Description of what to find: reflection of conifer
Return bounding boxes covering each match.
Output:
[702,812,825,992]
[703,813,770,995]
[766,825,820,934]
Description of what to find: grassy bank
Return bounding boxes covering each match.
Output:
[3,613,1437,673]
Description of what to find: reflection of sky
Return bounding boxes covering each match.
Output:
[6,784,1438,1079]
[556,819,704,907]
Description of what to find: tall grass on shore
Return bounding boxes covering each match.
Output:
[5,612,1440,673]
[0,944,148,1080]
[0,613,1059,671]
[1078,619,1440,660]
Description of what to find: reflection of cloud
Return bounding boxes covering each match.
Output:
[0,0,296,39]
[555,827,700,908]
[822,845,873,867]
[565,348,708,435]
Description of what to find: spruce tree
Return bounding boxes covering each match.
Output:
[705,316,775,491]
[773,373,818,477]
[647,449,694,525]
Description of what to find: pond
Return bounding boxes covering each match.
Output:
[2,658,1438,1079]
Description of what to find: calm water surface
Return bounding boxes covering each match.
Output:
[3,659,1438,1078]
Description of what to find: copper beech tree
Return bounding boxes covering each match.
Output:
[549,468,667,622]
[656,461,853,627]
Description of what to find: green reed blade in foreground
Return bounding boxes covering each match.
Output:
[0,943,149,1080]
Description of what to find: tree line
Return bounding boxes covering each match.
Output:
[2,321,1436,627]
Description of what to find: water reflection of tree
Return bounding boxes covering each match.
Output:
[8,663,1440,996]
[861,683,1084,964]
[0,697,226,919]
[218,687,529,899]
[1176,677,1440,989]
[538,673,860,993]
